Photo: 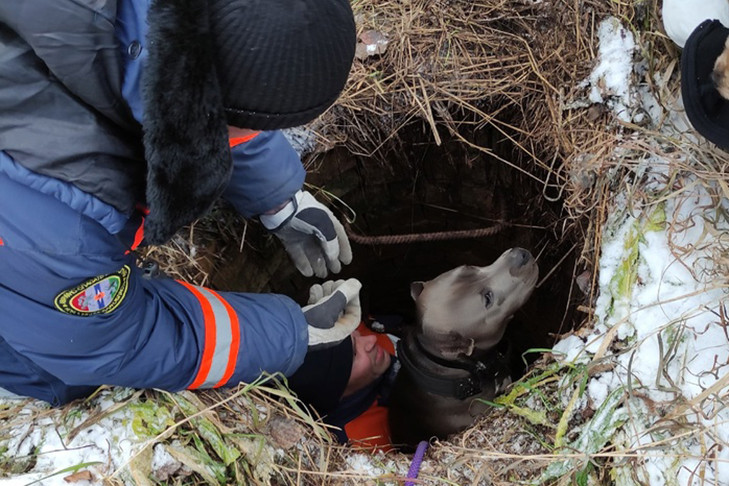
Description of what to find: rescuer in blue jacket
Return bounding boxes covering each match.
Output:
[0,0,359,406]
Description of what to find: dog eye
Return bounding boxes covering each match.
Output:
[483,291,493,308]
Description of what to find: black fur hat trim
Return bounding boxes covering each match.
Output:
[142,0,232,245]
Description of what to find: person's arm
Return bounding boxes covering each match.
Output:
[223,131,352,278]
[223,130,305,218]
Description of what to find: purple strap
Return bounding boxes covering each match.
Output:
[405,440,429,485]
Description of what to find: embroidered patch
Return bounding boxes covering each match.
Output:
[54,266,131,316]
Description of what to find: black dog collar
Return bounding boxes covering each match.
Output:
[396,334,510,400]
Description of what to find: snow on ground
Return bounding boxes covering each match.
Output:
[1,15,728,486]
[583,17,637,123]
[552,17,729,486]
[555,168,729,485]
[0,390,144,485]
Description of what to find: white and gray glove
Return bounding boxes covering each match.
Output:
[260,190,353,278]
[302,278,361,350]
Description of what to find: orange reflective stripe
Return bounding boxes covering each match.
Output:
[229,131,260,148]
[178,281,217,389]
[209,288,241,388]
[130,216,145,251]
[125,209,148,255]
[177,282,241,388]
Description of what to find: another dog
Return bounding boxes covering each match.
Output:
[713,36,729,99]
[388,247,538,448]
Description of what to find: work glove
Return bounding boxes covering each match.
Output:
[260,190,353,278]
[302,278,361,350]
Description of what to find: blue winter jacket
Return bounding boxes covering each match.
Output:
[0,0,309,405]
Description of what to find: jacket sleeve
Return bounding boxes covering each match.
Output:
[223,130,306,218]
[0,162,309,396]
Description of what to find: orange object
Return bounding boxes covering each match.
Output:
[129,217,145,251]
[344,401,393,452]
[229,131,261,148]
[124,207,148,255]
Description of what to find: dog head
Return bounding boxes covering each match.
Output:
[713,36,729,99]
[410,247,538,360]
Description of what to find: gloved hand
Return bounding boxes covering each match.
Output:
[260,190,352,278]
[302,278,361,350]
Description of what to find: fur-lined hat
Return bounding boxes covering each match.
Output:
[142,0,356,244]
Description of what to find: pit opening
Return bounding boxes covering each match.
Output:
[214,120,585,378]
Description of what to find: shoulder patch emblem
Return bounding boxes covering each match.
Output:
[54,266,131,316]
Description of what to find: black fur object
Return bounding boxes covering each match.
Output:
[142,0,231,245]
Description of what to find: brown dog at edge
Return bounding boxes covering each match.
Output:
[388,247,538,449]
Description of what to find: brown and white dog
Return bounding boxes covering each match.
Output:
[388,247,538,449]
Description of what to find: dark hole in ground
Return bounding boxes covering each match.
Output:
[214,122,584,377]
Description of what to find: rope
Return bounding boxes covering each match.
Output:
[344,200,508,245]
[405,440,429,485]
[345,220,505,245]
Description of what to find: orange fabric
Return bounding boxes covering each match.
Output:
[124,209,147,255]
[177,281,217,389]
[344,402,393,452]
[229,131,261,148]
[211,289,241,388]
[130,217,145,251]
[342,322,396,452]
[0,237,4,246]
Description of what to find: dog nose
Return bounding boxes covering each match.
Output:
[510,247,532,267]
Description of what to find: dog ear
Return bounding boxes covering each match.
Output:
[410,282,425,301]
